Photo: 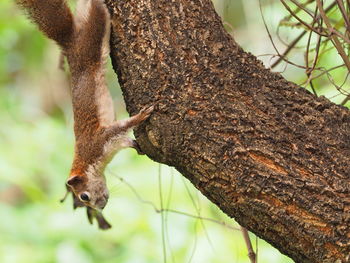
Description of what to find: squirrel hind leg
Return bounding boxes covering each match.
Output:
[17,0,74,49]
[71,0,110,69]
[75,0,90,27]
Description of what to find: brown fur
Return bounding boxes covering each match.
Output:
[68,0,109,71]
[18,0,154,229]
[16,0,74,49]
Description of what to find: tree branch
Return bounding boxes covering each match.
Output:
[105,0,350,262]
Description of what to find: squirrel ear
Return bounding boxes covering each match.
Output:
[66,175,83,187]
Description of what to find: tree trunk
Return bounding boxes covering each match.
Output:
[104,0,350,262]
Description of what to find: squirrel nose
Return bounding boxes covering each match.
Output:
[96,197,108,210]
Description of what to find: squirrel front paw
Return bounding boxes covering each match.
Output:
[138,105,154,121]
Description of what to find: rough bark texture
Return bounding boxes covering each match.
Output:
[104,0,350,262]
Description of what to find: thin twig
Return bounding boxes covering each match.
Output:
[289,0,316,18]
[316,0,350,72]
[165,168,176,263]
[336,0,350,33]
[340,95,350,105]
[259,0,309,70]
[158,164,167,263]
[272,1,337,68]
[163,209,240,231]
[255,236,259,263]
[241,227,256,263]
[271,31,307,68]
[187,221,198,263]
[304,4,322,95]
[107,170,241,231]
[280,0,328,36]
[300,64,345,85]
[181,176,216,253]
[282,0,350,44]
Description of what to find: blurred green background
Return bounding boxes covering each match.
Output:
[1,0,347,262]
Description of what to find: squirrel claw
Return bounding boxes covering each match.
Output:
[141,105,154,113]
[139,105,154,120]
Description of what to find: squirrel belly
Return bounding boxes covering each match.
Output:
[17,0,154,229]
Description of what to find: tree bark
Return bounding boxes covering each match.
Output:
[105,0,350,262]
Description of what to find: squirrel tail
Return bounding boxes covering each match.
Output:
[16,0,75,49]
[70,0,110,72]
[17,0,110,72]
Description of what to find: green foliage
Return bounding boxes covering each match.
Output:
[0,0,46,85]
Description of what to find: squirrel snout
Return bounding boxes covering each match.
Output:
[96,194,109,210]
[97,201,107,210]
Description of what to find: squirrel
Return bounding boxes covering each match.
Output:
[17,0,154,229]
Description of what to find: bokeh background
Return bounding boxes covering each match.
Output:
[1,0,347,262]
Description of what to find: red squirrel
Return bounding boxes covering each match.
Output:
[17,0,153,229]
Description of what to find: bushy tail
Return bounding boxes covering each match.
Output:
[17,0,110,72]
[16,0,75,49]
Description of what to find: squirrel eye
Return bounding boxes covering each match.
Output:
[80,192,91,202]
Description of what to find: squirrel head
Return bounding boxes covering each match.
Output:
[66,167,109,210]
